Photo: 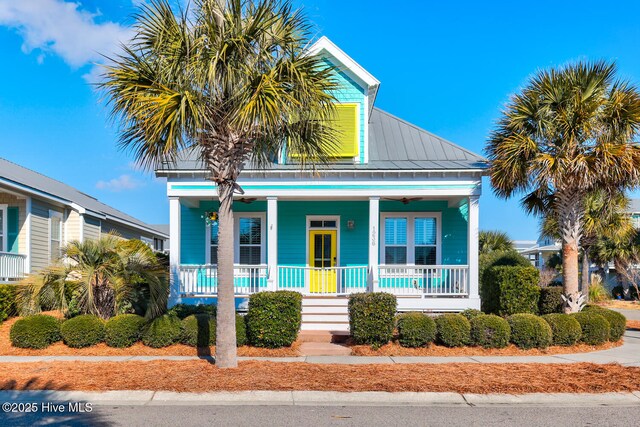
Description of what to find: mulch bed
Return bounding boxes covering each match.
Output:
[627,320,640,331]
[0,361,638,394]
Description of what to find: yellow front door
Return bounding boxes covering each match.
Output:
[309,230,337,293]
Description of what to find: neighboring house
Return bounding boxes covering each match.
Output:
[150,224,170,253]
[520,235,561,270]
[156,37,487,330]
[0,158,168,283]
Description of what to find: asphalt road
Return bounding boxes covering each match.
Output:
[3,404,640,427]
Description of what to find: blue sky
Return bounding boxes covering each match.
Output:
[1,1,640,239]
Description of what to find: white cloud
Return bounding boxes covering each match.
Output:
[96,174,144,192]
[0,0,132,68]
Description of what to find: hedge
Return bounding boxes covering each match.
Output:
[10,315,62,349]
[479,250,531,292]
[0,284,18,322]
[60,315,105,348]
[470,314,510,348]
[246,291,302,348]
[508,313,552,349]
[435,314,470,347]
[481,265,540,315]
[348,292,397,346]
[461,309,483,321]
[396,312,436,348]
[167,303,217,319]
[181,314,216,347]
[538,286,564,315]
[235,313,247,347]
[142,315,183,348]
[542,313,582,346]
[583,306,626,342]
[571,312,610,345]
[105,314,147,348]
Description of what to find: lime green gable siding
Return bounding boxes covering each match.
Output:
[323,58,366,164]
[180,200,268,264]
[379,200,468,265]
[277,201,369,266]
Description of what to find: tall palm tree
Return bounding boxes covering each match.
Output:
[479,230,514,255]
[101,0,338,367]
[487,61,640,313]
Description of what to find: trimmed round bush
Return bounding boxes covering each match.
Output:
[167,303,216,319]
[538,286,564,315]
[142,315,182,348]
[181,314,216,347]
[435,314,470,347]
[583,306,626,342]
[571,312,610,345]
[396,312,436,348]
[507,313,552,349]
[542,314,582,346]
[470,314,511,348]
[60,315,105,348]
[461,309,483,321]
[235,313,247,346]
[105,314,147,348]
[246,291,302,348]
[348,292,397,347]
[10,315,61,349]
[0,284,17,322]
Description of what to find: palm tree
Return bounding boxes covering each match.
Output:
[101,0,338,367]
[17,235,168,320]
[479,230,513,255]
[592,228,640,297]
[487,61,640,313]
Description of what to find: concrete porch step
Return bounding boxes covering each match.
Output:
[298,330,350,343]
[298,342,352,356]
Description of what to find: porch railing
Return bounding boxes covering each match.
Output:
[277,265,368,295]
[178,264,268,296]
[377,265,469,296]
[0,252,26,282]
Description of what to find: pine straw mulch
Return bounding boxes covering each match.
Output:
[0,314,300,357]
[0,361,639,394]
[598,300,640,310]
[627,320,640,331]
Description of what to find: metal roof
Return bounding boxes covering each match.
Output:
[628,199,640,214]
[156,108,487,174]
[0,157,168,238]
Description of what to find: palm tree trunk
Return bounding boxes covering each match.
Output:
[562,239,581,312]
[558,191,583,313]
[581,248,590,301]
[215,181,237,368]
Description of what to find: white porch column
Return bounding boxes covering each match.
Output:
[169,197,181,306]
[467,195,480,307]
[267,197,278,291]
[369,197,380,291]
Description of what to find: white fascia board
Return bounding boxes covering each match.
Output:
[0,177,72,207]
[158,169,487,179]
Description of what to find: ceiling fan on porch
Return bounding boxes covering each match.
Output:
[236,197,257,204]
[382,197,422,205]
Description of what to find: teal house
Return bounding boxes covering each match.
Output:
[156,37,487,330]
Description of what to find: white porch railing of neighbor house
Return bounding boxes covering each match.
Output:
[178,264,269,296]
[377,265,469,296]
[0,252,26,282]
[277,265,369,295]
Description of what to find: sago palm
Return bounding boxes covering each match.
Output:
[100,0,339,367]
[487,61,640,312]
[479,230,513,255]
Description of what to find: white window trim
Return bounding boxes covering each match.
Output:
[305,215,340,267]
[379,212,442,265]
[205,212,266,265]
[48,210,63,261]
[0,204,7,252]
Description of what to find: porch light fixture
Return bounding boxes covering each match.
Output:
[203,211,218,226]
[347,220,355,230]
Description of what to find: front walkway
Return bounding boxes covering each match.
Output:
[1,330,639,366]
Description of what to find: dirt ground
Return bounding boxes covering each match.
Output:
[0,361,638,394]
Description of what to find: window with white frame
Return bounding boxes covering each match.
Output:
[381,213,441,265]
[49,211,63,261]
[206,213,264,265]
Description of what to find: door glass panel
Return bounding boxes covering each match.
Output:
[314,234,323,267]
[323,234,332,267]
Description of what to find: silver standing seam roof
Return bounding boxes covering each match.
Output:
[156,108,488,173]
[0,157,168,238]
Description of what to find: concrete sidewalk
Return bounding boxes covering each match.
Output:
[1,390,639,407]
[1,330,639,366]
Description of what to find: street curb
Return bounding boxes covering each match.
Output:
[1,390,640,407]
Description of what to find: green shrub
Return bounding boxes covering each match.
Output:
[588,275,610,303]
[481,265,540,315]
[0,284,18,322]
[181,314,216,347]
[10,315,62,349]
[470,314,510,348]
[582,306,626,342]
[542,313,582,346]
[571,312,610,345]
[507,313,552,349]
[461,308,483,321]
[167,303,217,319]
[480,250,531,292]
[105,314,147,348]
[60,315,105,348]
[435,314,471,347]
[538,286,564,315]
[235,313,247,346]
[396,312,436,348]
[348,293,397,346]
[246,291,302,348]
[142,315,182,348]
